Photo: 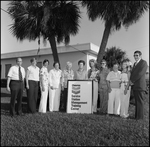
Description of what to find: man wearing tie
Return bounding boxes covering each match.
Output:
[7,58,25,117]
[129,51,148,120]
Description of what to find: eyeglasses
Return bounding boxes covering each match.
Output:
[101,63,106,65]
[134,55,139,57]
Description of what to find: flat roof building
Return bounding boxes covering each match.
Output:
[1,43,98,79]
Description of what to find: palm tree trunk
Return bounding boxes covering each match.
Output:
[48,36,60,63]
[97,21,112,69]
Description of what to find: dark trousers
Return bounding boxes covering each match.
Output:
[133,90,145,120]
[27,80,39,113]
[63,88,68,112]
[10,80,23,116]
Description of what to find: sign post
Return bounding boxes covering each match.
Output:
[67,80,93,114]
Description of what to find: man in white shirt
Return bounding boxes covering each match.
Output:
[7,58,25,117]
[26,58,40,113]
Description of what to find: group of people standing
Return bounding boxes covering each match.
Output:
[87,50,148,121]
[7,50,148,120]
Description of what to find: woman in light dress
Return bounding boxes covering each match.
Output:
[120,60,131,118]
[39,59,49,113]
[49,62,62,112]
[88,59,99,113]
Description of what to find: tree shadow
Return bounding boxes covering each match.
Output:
[1,94,28,116]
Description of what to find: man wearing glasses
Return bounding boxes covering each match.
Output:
[129,51,148,120]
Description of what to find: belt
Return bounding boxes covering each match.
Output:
[11,80,23,82]
[29,80,39,83]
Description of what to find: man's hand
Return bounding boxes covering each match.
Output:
[61,86,64,91]
[108,88,112,93]
[129,80,133,86]
[6,86,10,92]
[26,85,29,89]
[94,78,98,82]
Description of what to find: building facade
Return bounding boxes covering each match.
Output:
[1,43,98,79]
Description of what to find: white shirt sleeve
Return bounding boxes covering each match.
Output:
[7,66,13,78]
[22,67,26,79]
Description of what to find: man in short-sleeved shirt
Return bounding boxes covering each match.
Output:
[7,58,25,117]
[26,58,40,113]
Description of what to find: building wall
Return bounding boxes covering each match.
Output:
[1,51,91,79]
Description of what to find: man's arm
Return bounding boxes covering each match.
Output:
[130,61,148,84]
[6,66,13,92]
[106,80,111,93]
[7,77,11,92]
[26,69,30,89]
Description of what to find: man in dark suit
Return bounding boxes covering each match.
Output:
[129,51,148,120]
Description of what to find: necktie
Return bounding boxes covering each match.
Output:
[19,66,23,81]
[133,62,137,68]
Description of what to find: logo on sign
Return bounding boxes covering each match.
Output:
[72,84,80,94]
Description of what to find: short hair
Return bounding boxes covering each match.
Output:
[112,61,119,67]
[101,59,107,64]
[53,61,60,68]
[134,50,142,56]
[30,58,37,63]
[78,60,85,65]
[89,59,97,67]
[121,60,128,69]
[66,61,72,66]
[121,59,128,64]
[43,59,49,65]
[16,58,22,62]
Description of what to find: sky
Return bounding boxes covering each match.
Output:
[1,1,149,65]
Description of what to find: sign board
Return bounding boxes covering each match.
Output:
[67,80,93,114]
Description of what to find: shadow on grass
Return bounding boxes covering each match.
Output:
[1,92,48,116]
[1,93,29,116]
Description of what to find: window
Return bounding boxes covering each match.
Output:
[5,64,12,78]
[37,62,42,69]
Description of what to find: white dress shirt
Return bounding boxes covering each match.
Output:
[27,65,40,81]
[7,65,25,80]
[49,69,62,88]
[134,58,141,66]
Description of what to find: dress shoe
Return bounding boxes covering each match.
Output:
[17,113,25,116]
[10,114,17,118]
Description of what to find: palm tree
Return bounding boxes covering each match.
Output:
[7,1,81,63]
[82,1,149,69]
[103,46,129,70]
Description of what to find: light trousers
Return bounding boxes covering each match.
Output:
[108,88,121,115]
[49,86,61,111]
[120,85,131,117]
[39,85,49,113]
[92,81,98,113]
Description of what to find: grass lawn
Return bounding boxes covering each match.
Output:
[1,88,149,146]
